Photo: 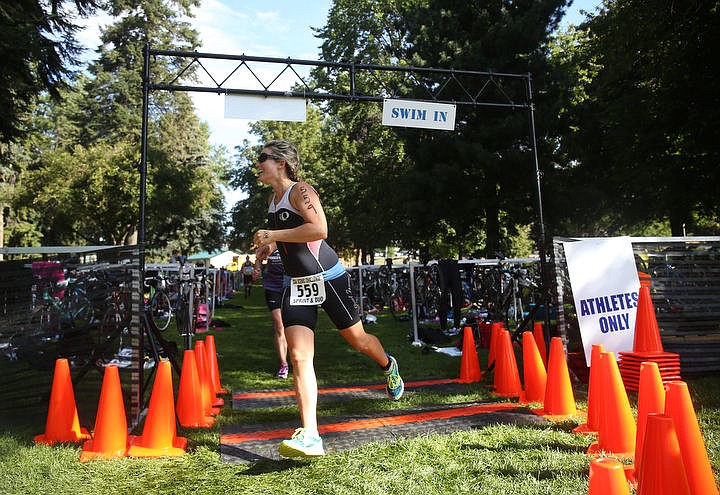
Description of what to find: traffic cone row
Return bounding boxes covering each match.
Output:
[34,335,227,460]
[581,347,718,493]
[454,306,716,494]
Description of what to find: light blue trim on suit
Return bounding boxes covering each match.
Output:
[283,260,346,287]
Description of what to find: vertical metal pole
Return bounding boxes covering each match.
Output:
[139,45,150,265]
[358,265,364,317]
[130,43,151,426]
[409,263,419,344]
[525,74,552,347]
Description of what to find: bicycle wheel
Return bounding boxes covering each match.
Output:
[90,308,125,364]
[150,290,173,331]
[67,290,93,330]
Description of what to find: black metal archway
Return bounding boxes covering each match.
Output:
[137,45,550,421]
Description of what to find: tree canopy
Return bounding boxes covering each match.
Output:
[3,0,227,258]
[3,0,720,260]
[553,0,720,236]
[0,0,100,142]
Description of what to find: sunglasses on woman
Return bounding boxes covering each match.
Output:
[258,152,281,163]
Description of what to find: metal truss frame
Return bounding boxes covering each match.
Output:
[137,45,551,417]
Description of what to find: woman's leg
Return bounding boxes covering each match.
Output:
[271,307,288,366]
[339,321,404,401]
[338,321,390,367]
[285,324,318,432]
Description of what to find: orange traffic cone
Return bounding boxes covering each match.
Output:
[194,340,223,410]
[573,343,604,435]
[127,360,187,457]
[634,286,663,352]
[176,350,214,428]
[205,335,228,395]
[80,365,135,461]
[34,358,91,444]
[532,321,547,368]
[589,458,632,495]
[458,326,482,383]
[487,322,503,368]
[637,413,690,495]
[587,352,636,458]
[634,361,666,482]
[492,329,522,398]
[664,381,719,495]
[520,331,546,404]
[534,337,578,420]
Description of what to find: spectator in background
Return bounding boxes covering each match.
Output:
[241,255,254,297]
[170,249,186,265]
[438,258,463,335]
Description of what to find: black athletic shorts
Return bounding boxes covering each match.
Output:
[281,273,361,330]
[264,289,282,311]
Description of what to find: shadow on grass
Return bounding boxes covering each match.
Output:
[242,458,313,475]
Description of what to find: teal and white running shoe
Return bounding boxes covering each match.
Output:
[278,428,325,458]
[384,354,404,401]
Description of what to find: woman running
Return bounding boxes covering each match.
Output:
[253,139,404,458]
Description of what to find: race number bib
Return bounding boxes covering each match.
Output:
[289,274,326,305]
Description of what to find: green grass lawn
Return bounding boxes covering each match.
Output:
[1,286,719,494]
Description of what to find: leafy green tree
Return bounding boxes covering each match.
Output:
[15,141,139,245]
[312,0,414,260]
[315,0,569,258]
[11,0,228,252]
[398,0,569,257]
[558,0,720,236]
[0,0,100,142]
[0,0,100,248]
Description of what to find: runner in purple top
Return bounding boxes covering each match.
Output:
[261,249,288,378]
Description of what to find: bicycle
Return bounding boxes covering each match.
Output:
[175,268,211,350]
[145,271,175,332]
[388,266,412,320]
[414,263,441,321]
[16,274,96,370]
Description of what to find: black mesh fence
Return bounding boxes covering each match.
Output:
[0,246,143,426]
